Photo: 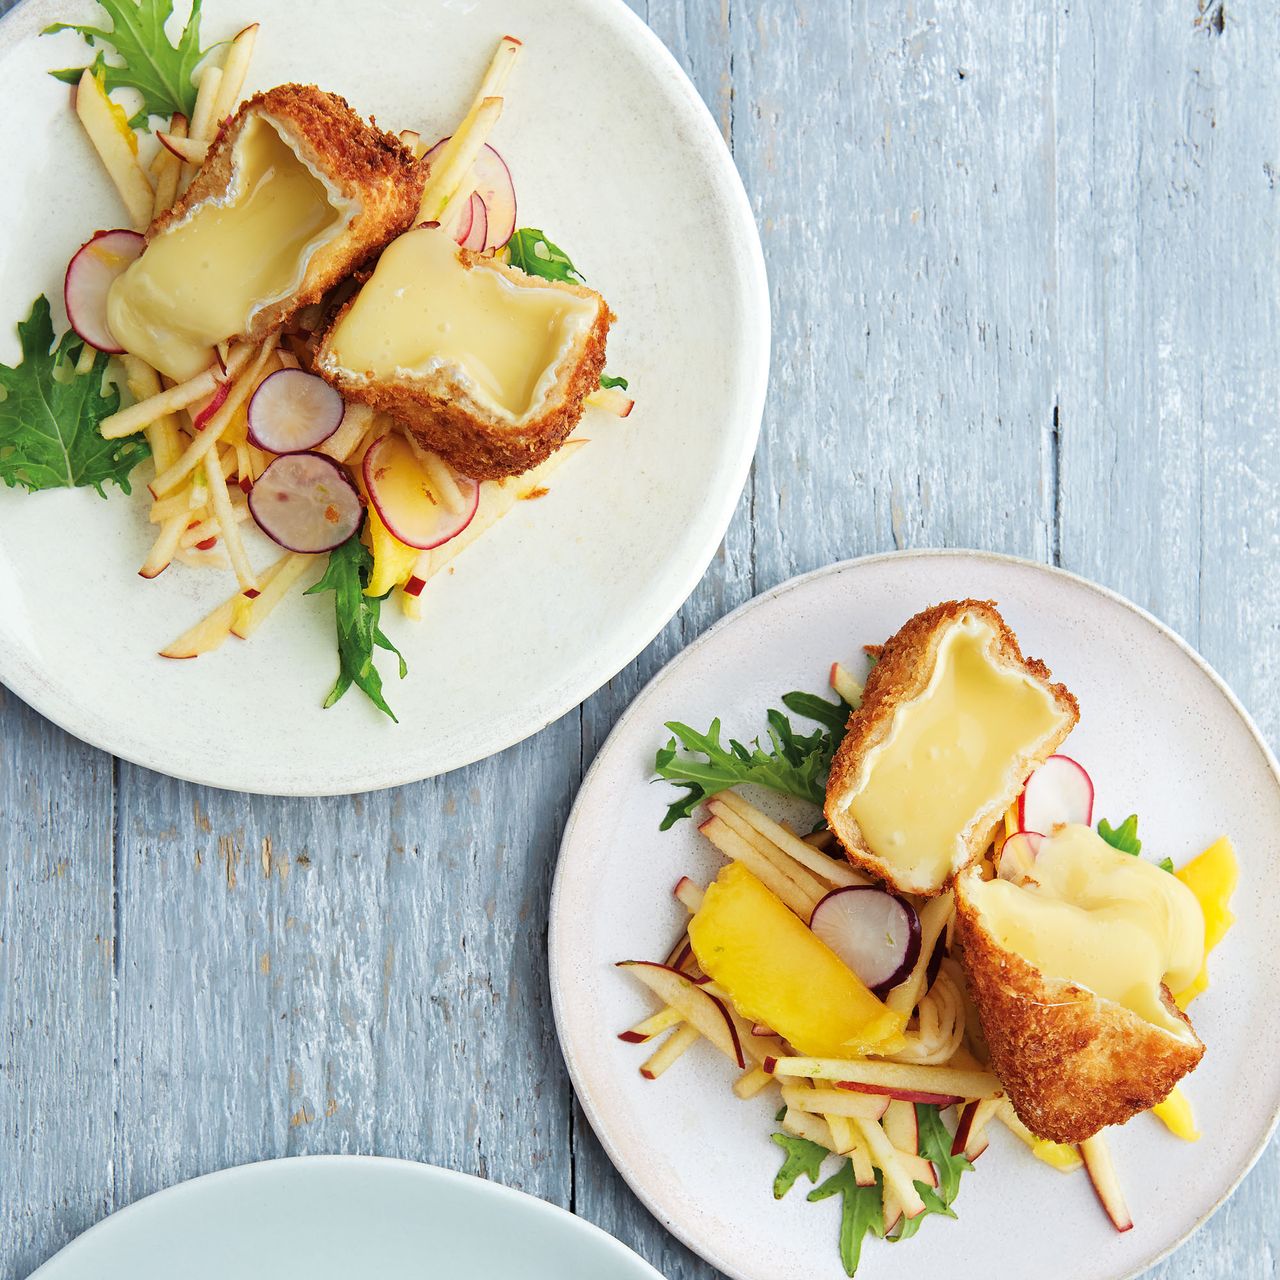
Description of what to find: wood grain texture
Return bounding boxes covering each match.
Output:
[1,0,1278,1278]
[0,687,115,1279]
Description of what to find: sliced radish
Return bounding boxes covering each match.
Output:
[247,368,345,454]
[923,930,947,993]
[64,229,144,353]
[362,433,479,550]
[809,887,921,997]
[997,830,1044,884]
[450,195,475,245]
[423,138,516,250]
[459,192,488,251]
[248,452,363,553]
[1019,754,1094,834]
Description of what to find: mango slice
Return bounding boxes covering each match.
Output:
[1173,835,1239,1009]
[363,499,420,597]
[688,862,906,1057]
[1151,1085,1200,1141]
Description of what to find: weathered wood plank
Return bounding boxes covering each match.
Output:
[1055,3,1280,1277]
[0,687,115,1278]
[739,0,1057,589]
[109,715,581,1208]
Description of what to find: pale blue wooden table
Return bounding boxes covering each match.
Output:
[2,1,1276,1277]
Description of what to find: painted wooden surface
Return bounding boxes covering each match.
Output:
[1,0,1277,1277]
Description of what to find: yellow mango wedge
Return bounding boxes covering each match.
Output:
[996,1101,1083,1172]
[363,501,420,597]
[1151,1086,1200,1141]
[1173,835,1239,1009]
[688,862,906,1057]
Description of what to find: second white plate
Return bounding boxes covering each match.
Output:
[550,550,1280,1280]
[31,1156,664,1279]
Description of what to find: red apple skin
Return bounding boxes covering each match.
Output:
[157,132,187,161]
[615,960,745,1068]
[952,1100,979,1157]
[835,1080,963,1107]
[1081,1140,1134,1233]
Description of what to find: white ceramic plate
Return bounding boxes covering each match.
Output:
[29,1155,665,1279]
[0,0,767,794]
[550,550,1280,1280]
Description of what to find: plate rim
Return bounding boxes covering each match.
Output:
[548,546,1280,1280]
[0,0,770,796]
[28,1153,665,1278]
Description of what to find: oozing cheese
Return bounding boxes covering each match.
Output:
[967,824,1205,1036]
[108,115,352,380]
[842,611,1062,886]
[322,225,597,421]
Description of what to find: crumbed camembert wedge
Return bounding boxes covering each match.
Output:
[954,824,1206,1143]
[824,600,1078,896]
[315,224,612,480]
[108,84,424,381]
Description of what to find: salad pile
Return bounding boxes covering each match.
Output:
[618,654,1238,1275]
[0,0,631,719]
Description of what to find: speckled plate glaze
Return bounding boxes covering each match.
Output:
[0,0,767,795]
[550,550,1280,1280]
[29,1156,665,1279]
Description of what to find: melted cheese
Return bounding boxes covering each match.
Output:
[968,824,1205,1036]
[108,115,351,380]
[322,225,597,420]
[844,611,1062,885]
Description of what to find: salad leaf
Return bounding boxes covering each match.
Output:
[782,687,856,738]
[599,373,629,390]
[1097,813,1142,856]
[506,227,586,284]
[44,0,212,124]
[305,533,408,721]
[888,1183,956,1242]
[1097,813,1175,872]
[807,1162,885,1277]
[770,1131,828,1199]
[654,710,831,829]
[0,295,148,496]
[916,1103,972,1206]
[886,1105,969,1242]
[653,686,855,829]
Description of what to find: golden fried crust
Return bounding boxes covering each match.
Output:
[316,252,613,481]
[150,84,423,344]
[824,600,1080,895]
[953,870,1204,1142]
